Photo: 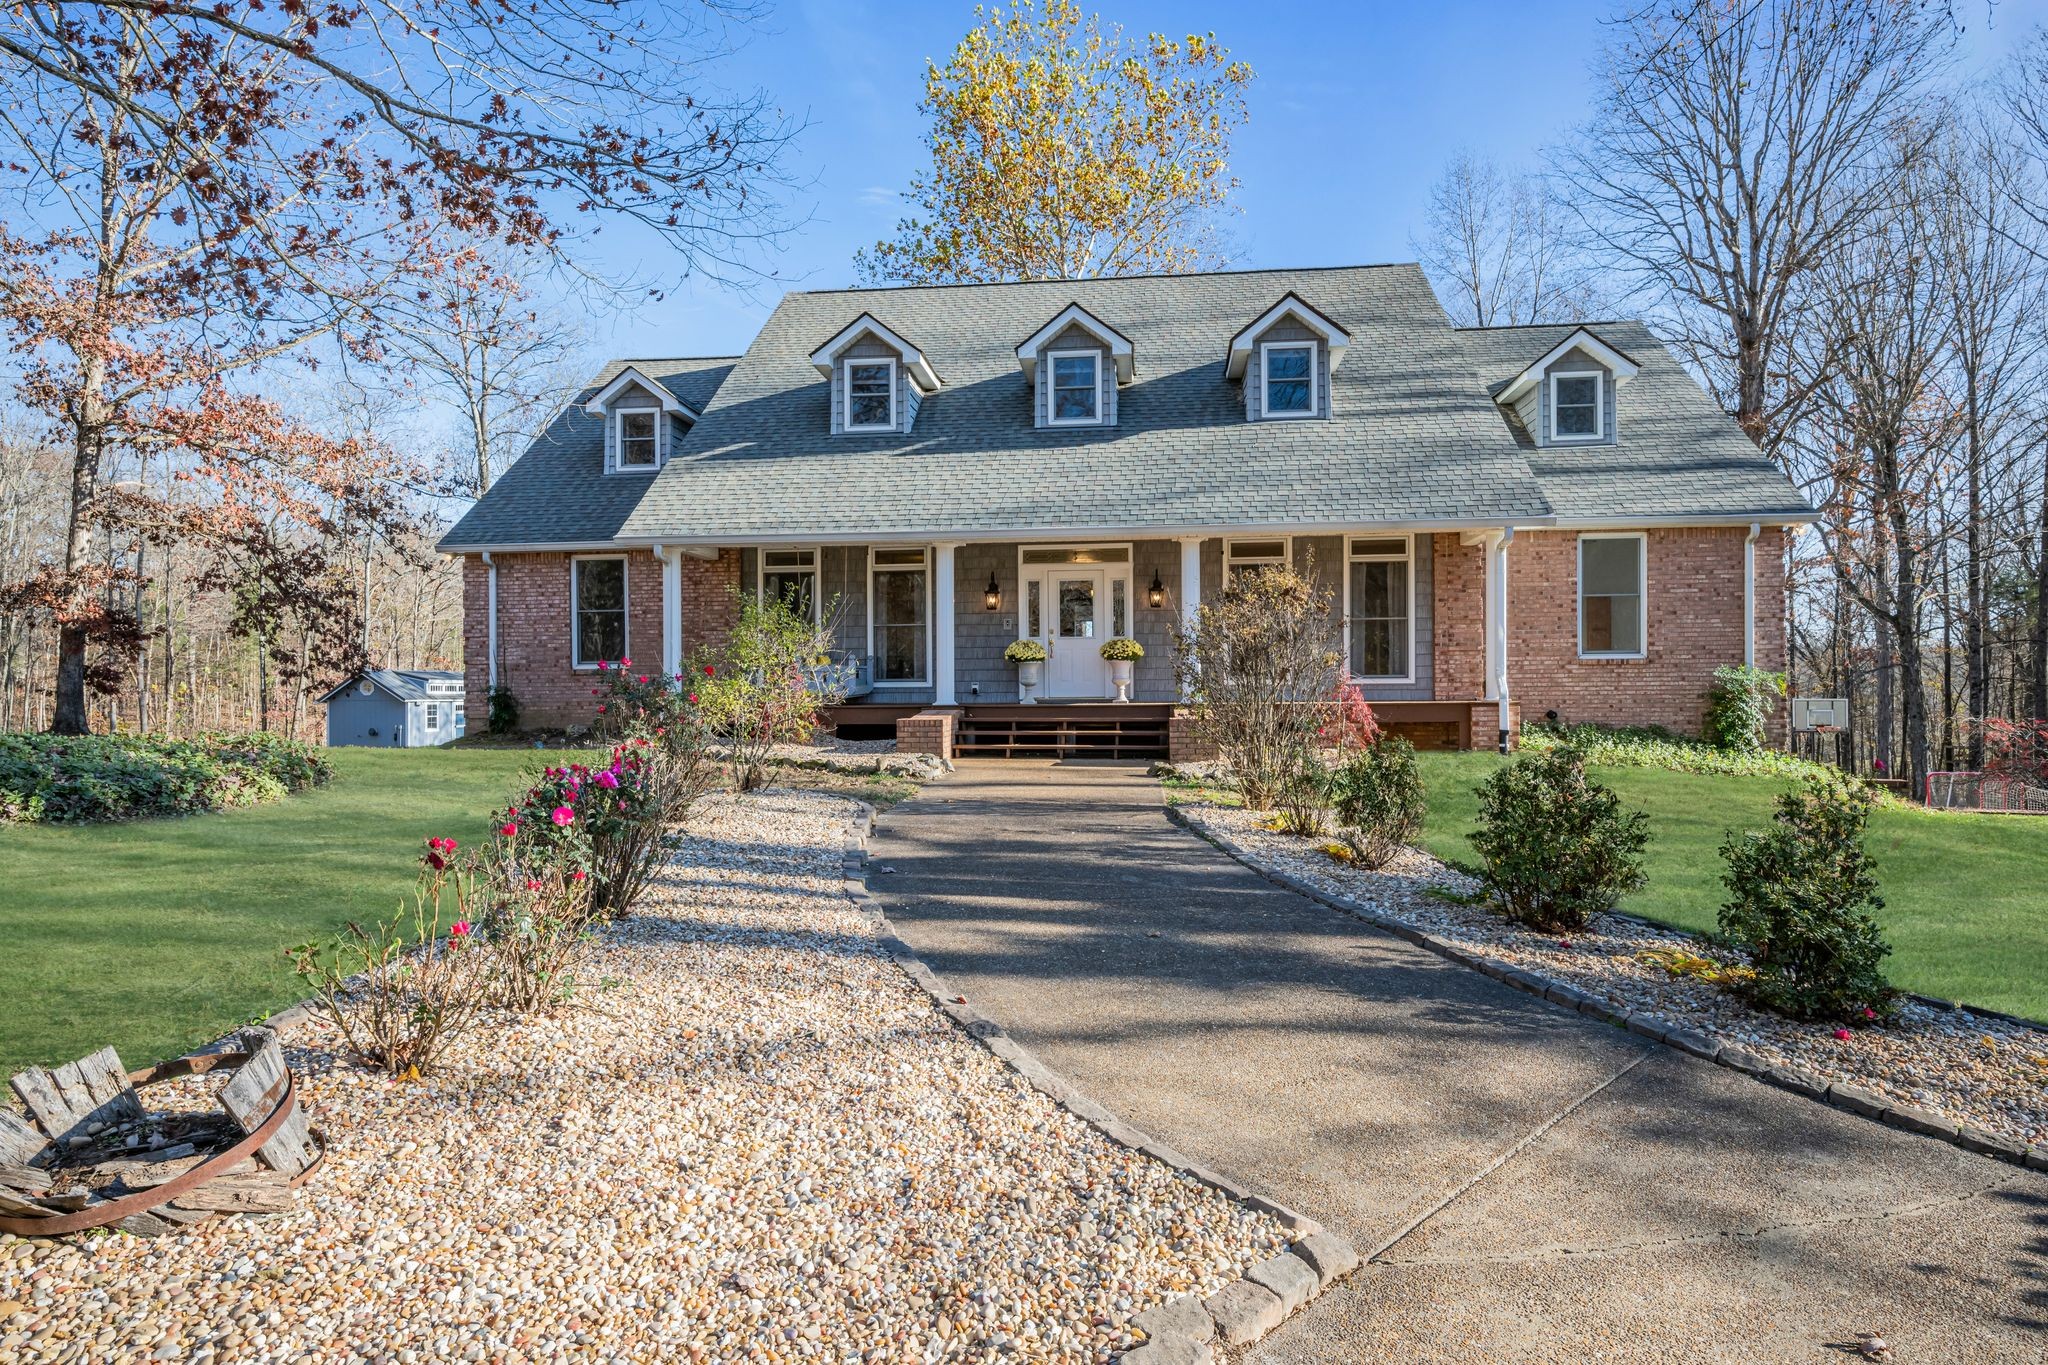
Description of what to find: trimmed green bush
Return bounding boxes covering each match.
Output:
[1703,664,1786,753]
[0,732,331,824]
[1719,777,1893,1022]
[1471,745,1650,933]
[1330,738,1425,868]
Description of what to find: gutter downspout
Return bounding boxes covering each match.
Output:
[1494,528,1515,753]
[1742,523,1761,669]
[480,551,499,692]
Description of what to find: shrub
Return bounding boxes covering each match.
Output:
[1273,763,1331,838]
[1981,716,2048,785]
[1099,636,1144,662]
[1718,777,1893,1022]
[1173,563,1343,811]
[1522,719,1843,782]
[0,731,331,824]
[470,841,601,1012]
[487,686,520,735]
[284,837,493,1077]
[504,737,707,918]
[1703,665,1786,752]
[1471,746,1650,933]
[1330,738,1425,869]
[694,592,843,791]
[1003,638,1048,663]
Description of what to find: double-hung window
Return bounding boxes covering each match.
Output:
[1261,342,1316,418]
[615,409,659,469]
[424,702,442,730]
[760,548,820,621]
[572,556,628,669]
[1048,351,1100,424]
[844,359,896,431]
[1579,534,1645,658]
[1224,538,1289,590]
[1549,372,1603,441]
[871,548,929,683]
[1346,537,1412,681]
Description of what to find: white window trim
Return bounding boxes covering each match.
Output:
[612,406,662,472]
[866,545,933,686]
[569,554,630,672]
[1258,340,1319,420]
[842,357,898,432]
[1548,370,1605,444]
[1224,535,1293,589]
[424,702,442,730]
[756,546,823,626]
[1342,534,1416,685]
[1016,542,1136,642]
[1045,349,1103,426]
[1577,532,1648,660]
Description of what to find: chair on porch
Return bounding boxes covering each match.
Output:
[801,650,873,699]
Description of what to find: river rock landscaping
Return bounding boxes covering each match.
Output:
[1179,803,2048,1156]
[1,789,1285,1363]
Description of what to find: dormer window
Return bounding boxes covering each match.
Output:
[1262,342,1316,418]
[1550,372,1603,442]
[1048,351,1101,425]
[615,409,659,468]
[845,359,897,431]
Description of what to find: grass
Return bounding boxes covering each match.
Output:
[1172,752,2048,1021]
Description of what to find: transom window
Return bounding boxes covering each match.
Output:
[760,548,819,622]
[1225,537,1289,589]
[1346,537,1412,681]
[614,409,659,469]
[844,359,896,431]
[1261,342,1316,418]
[1579,534,1646,658]
[1550,372,1603,441]
[572,557,628,669]
[1048,351,1101,425]
[871,547,929,683]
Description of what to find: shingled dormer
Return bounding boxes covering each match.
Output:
[1492,326,1640,446]
[1014,303,1134,429]
[807,313,942,436]
[583,365,699,474]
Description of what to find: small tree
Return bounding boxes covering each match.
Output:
[1703,664,1787,753]
[1472,746,1650,933]
[695,593,843,791]
[1330,738,1426,869]
[1719,777,1893,1021]
[1172,564,1342,812]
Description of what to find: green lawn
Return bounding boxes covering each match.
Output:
[1411,752,2048,1020]
[0,747,585,1074]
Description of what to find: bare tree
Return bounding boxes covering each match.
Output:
[1556,0,1953,452]
[1413,151,1605,326]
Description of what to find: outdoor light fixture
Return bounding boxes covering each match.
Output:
[985,572,1002,611]
[1147,571,1165,609]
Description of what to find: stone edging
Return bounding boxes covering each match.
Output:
[838,801,1356,1363]
[1164,802,2046,1175]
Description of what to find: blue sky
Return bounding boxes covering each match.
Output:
[580,0,2034,361]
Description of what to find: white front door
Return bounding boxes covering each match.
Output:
[1041,569,1110,699]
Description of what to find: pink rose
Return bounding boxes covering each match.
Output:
[597,769,619,789]
[499,822,518,837]
[1833,1028,1852,1041]
[620,656,631,668]
[526,879,543,892]
[570,870,587,882]
[450,921,471,938]
[551,806,575,826]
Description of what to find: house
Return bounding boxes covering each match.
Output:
[318,668,466,748]
[438,264,1812,758]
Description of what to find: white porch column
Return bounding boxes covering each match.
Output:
[1176,536,1203,699]
[1483,529,1514,749]
[481,551,498,690]
[932,541,959,705]
[653,545,683,679]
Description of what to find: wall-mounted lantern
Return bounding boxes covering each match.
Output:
[984,571,1002,611]
[1147,571,1166,610]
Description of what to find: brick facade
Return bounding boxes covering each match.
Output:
[896,709,956,757]
[1503,527,1785,739]
[461,548,741,730]
[1431,533,1487,702]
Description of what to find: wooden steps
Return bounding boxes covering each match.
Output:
[953,704,1172,759]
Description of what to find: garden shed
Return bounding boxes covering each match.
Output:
[318,669,466,748]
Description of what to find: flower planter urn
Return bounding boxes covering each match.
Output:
[1109,659,1134,703]
[1017,658,1042,703]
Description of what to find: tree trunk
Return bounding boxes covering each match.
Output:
[1965,375,1987,765]
[2033,444,2048,719]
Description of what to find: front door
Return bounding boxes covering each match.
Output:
[1042,569,1110,699]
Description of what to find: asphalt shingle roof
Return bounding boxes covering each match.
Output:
[438,265,1809,551]
[1453,321,1813,522]
[439,358,737,548]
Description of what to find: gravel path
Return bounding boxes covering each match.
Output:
[2,790,1283,1363]
[1181,804,2048,1154]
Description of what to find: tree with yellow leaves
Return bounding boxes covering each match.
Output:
[856,1,1252,284]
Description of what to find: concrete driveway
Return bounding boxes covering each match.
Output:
[867,760,2048,1363]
